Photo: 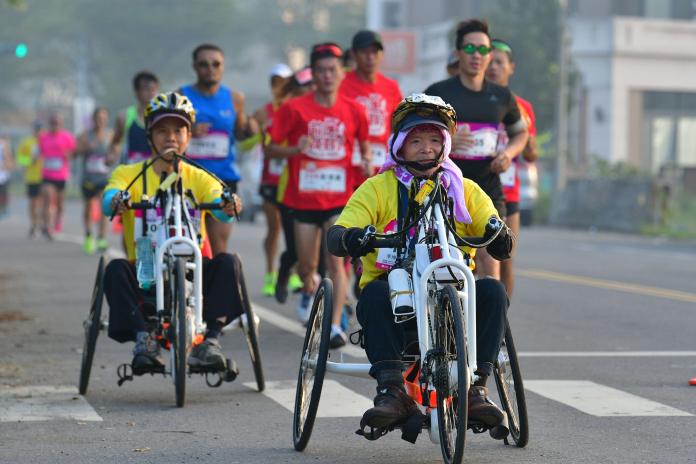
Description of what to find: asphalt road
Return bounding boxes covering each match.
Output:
[1,195,695,464]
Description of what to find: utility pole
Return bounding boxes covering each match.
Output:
[555,0,569,192]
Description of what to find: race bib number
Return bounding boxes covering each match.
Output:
[85,155,109,174]
[268,158,285,176]
[298,160,346,193]
[187,132,230,159]
[134,207,201,250]
[351,142,387,168]
[370,143,387,168]
[43,157,64,172]
[451,122,499,160]
[500,162,516,188]
[375,220,399,270]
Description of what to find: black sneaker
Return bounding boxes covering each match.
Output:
[275,268,289,304]
[188,338,226,369]
[468,385,506,429]
[361,385,420,429]
[132,334,164,371]
[329,330,347,349]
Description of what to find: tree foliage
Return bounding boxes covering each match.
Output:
[481,0,561,132]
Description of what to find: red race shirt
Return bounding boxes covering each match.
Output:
[260,102,286,186]
[340,71,402,187]
[502,95,536,203]
[271,92,369,211]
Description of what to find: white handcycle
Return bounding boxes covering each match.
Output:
[292,176,528,463]
[78,154,264,407]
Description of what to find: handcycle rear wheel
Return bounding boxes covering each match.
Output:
[292,278,333,451]
[236,256,265,392]
[79,255,106,395]
[493,318,529,447]
[435,285,468,464]
[172,257,190,408]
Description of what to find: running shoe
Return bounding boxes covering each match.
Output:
[132,333,164,370]
[289,273,303,292]
[296,292,312,323]
[96,238,109,252]
[262,271,277,297]
[329,325,347,349]
[83,236,95,255]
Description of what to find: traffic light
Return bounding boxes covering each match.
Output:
[15,42,28,58]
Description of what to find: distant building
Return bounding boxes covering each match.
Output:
[567,0,696,173]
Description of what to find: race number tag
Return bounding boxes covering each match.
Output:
[298,160,346,193]
[187,132,230,159]
[500,162,516,188]
[375,220,399,270]
[268,158,285,176]
[133,207,201,250]
[85,155,109,174]
[451,122,499,160]
[43,157,64,172]
[371,143,388,168]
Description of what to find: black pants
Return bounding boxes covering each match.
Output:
[356,278,508,379]
[277,204,326,280]
[104,253,244,343]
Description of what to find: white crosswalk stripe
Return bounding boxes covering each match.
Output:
[0,386,103,422]
[524,380,692,417]
[244,380,372,417]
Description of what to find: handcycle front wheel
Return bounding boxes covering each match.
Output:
[292,278,333,451]
[493,317,529,447]
[79,255,106,395]
[172,257,191,408]
[236,255,265,392]
[435,284,469,464]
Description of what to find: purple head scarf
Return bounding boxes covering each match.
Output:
[379,126,472,224]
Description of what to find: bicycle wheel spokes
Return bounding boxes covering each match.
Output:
[293,279,332,451]
[435,285,467,464]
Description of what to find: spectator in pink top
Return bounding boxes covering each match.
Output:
[39,111,76,238]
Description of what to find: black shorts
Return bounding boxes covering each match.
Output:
[222,180,238,194]
[290,207,343,226]
[505,201,519,217]
[471,175,506,219]
[259,184,278,204]
[82,180,108,199]
[42,179,66,191]
[27,183,41,198]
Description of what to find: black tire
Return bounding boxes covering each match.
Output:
[494,318,529,447]
[435,285,468,464]
[292,278,333,451]
[236,257,265,392]
[79,255,106,395]
[173,258,190,408]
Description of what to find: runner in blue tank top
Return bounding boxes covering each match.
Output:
[180,43,258,255]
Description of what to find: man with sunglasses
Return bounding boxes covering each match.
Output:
[180,43,257,256]
[486,38,539,298]
[425,19,528,281]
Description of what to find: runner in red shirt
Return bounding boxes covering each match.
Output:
[340,30,402,190]
[267,43,371,348]
[486,38,539,298]
[254,63,293,296]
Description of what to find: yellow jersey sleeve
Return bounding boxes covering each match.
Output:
[335,178,381,230]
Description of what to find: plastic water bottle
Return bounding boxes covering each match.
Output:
[388,268,415,322]
[135,236,155,289]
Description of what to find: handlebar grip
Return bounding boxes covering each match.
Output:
[129,202,151,210]
[369,235,404,249]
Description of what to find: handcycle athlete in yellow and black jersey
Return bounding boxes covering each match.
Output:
[102,92,246,374]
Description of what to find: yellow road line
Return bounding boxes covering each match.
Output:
[518,268,696,304]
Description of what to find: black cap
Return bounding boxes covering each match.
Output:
[352,30,383,51]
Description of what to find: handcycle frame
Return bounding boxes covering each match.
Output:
[293,175,522,463]
[79,153,264,407]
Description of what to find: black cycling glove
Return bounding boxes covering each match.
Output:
[484,218,515,261]
[342,227,375,259]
